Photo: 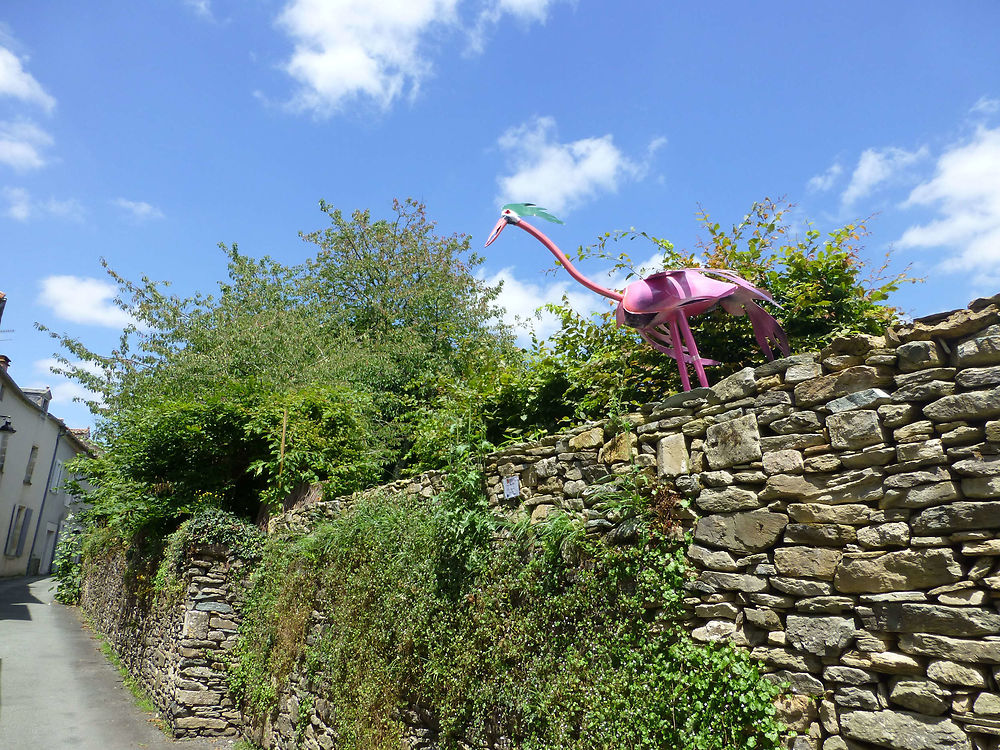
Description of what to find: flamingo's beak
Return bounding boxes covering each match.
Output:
[484,217,507,247]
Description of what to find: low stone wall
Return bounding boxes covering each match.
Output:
[261,293,1000,750]
[80,545,244,737]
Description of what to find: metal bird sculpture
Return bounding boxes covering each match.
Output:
[485,203,790,391]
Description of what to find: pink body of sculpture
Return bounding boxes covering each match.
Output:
[486,205,790,391]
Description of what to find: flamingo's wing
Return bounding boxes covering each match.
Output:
[622,271,736,315]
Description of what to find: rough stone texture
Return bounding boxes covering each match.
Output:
[827,410,885,450]
[840,710,972,750]
[80,546,245,737]
[834,549,963,593]
[704,413,762,469]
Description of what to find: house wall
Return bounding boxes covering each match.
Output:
[0,370,89,578]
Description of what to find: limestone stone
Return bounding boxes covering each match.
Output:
[568,427,604,450]
[861,603,1000,637]
[693,510,788,554]
[834,686,882,710]
[824,666,877,684]
[894,420,935,443]
[784,523,857,547]
[962,539,1000,555]
[697,571,769,592]
[712,367,756,402]
[882,481,960,510]
[773,694,820,731]
[774,547,843,580]
[839,710,971,750]
[599,432,637,464]
[912,502,1000,534]
[770,411,823,434]
[793,365,892,408]
[856,522,910,548]
[899,633,1000,664]
[834,548,963,593]
[750,646,823,673]
[893,380,958,403]
[879,403,918,427]
[785,361,823,383]
[772,577,834,597]
[656,433,689,477]
[803,454,842,473]
[745,607,782,630]
[695,486,761,513]
[895,367,957,387]
[765,671,825,698]
[901,304,1000,341]
[787,503,873,525]
[760,433,827,452]
[704,413,762,469]
[686,543,740,572]
[897,340,946,372]
[927,660,988,687]
[841,650,925,675]
[973,692,1000,716]
[896,438,945,465]
[797,596,855,614]
[953,454,1000,477]
[889,679,951,715]
[763,449,804,475]
[700,470,734,486]
[957,365,1000,389]
[953,331,1000,367]
[692,619,736,641]
[827,388,891,413]
[827,410,884,450]
[182,610,210,640]
[840,446,896,468]
[924,387,1000,422]
[785,615,856,656]
[760,468,884,505]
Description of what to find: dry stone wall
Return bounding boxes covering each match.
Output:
[83,293,1000,750]
[80,545,244,737]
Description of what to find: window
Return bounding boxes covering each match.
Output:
[0,432,8,473]
[51,459,64,493]
[23,445,39,484]
[4,505,32,557]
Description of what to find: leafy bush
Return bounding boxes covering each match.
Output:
[230,470,784,750]
[52,523,84,604]
[154,509,265,596]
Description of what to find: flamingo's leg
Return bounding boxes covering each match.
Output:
[666,315,692,391]
[678,315,710,388]
[645,327,721,365]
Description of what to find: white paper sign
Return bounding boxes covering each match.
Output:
[502,475,521,500]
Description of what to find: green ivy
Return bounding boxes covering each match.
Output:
[229,469,784,750]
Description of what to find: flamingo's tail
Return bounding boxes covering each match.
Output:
[744,301,790,361]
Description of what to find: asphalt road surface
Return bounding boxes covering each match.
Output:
[0,576,237,750]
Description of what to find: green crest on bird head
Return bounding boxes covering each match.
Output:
[502,203,564,224]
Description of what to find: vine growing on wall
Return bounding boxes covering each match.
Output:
[229,468,786,750]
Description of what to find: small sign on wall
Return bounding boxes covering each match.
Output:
[502,475,521,500]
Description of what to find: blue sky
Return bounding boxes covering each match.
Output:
[2,1,1000,429]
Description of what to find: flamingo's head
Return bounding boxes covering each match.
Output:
[485,205,521,247]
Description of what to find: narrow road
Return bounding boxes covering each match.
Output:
[0,576,237,750]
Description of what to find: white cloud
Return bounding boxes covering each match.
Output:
[0,119,54,170]
[38,275,136,328]
[184,0,213,19]
[3,185,31,219]
[2,187,84,221]
[277,0,460,114]
[897,126,1000,275]
[842,145,928,206]
[807,162,842,192]
[496,0,554,22]
[275,0,558,114]
[971,96,1000,116]
[496,116,651,215]
[32,358,102,409]
[0,45,55,112]
[113,197,165,221]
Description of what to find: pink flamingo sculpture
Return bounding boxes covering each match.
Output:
[485,203,790,391]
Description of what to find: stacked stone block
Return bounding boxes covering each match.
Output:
[80,545,244,737]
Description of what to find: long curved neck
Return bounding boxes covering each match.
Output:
[515,220,623,302]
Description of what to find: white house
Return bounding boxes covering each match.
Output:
[1,293,92,578]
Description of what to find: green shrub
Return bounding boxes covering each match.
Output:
[230,470,784,750]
